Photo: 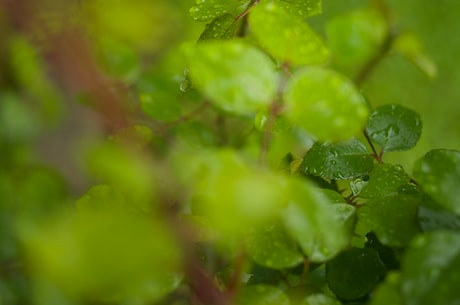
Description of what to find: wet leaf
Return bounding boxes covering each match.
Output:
[283,179,348,263]
[401,231,460,305]
[284,67,369,140]
[199,14,237,41]
[249,2,329,66]
[237,284,290,305]
[326,247,386,301]
[418,206,460,232]
[271,0,321,18]
[360,164,410,198]
[358,194,420,247]
[247,222,304,269]
[301,139,374,180]
[413,149,460,215]
[189,0,249,21]
[365,104,422,152]
[185,40,278,116]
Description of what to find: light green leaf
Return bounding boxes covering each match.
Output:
[360,164,410,198]
[326,9,387,71]
[301,139,374,180]
[247,222,304,269]
[199,14,237,41]
[237,285,290,305]
[189,0,249,21]
[413,149,460,215]
[358,194,420,247]
[271,0,321,18]
[185,40,278,116]
[401,231,460,305]
[326,247,386,301]
[249,2,329,66]
[284,67,369,140]
[369,272,403,305]
[283,179,348,263]
[365,104,422,152]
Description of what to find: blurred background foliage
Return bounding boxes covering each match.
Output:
[1,0,460,304]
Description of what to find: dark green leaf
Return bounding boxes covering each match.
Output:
[283,179,348,263]
[369,272,403,305]
[185,40,278,115]
[418,206,460,232]
[237,285,290,305]
[365,104,422,152]
[360,164,410,198]
[246,222,304,269]
[199,14,237,41]
[358,194,420,247]
[189,0,249,21]
[284,68,369,140]
[248,264,283,285]
[326,247,386,301]
[271,0,321,18]
[302,139,374,180]
[401,231,460,305]
[413,149,460,215]
[249,2,329,66]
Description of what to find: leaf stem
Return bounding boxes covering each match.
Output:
[235,0,260,21]
[364,130,383,163]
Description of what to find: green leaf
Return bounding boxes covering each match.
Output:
[326,9,387,71]
[365,104,422,152]
[271,0,321,18]
[301,293,342,305]
[301,139,374,180]
[358,194,420,247]
[237,284,290,305]
[185,40,278,116]
[418,206,460,232]
[326,247,386,301]
[284,67,369,140]
[247,222,304,269]
[249,2,329,66]
[360,164,410,198]
[189,0,249,21]
[369,272,403,305]
[401,231,460,305]
[199,14,237,41]
[283,179,348,263]
[413,149,460,215]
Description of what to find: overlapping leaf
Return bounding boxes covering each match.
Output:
[284,68,369,140]
[189,0,249,21]
[249,2,329,66]
[272,0,321,18]
[360,164,410,198]
[302,139,374,180]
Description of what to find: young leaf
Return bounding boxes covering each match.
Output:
[246,222,304,269]
[283,179,348,263]
[358,194,420,247]
[401,231,460,305]
[359,164,410,198]
[249,2,329,66]
[301,139,374,180]
[271,0,321,18]
[189,0,249,21]
[413,149,460,215]
[284,67,369,140]
[185,40,278,116]
[199,14,237,41]
[365,104,422,152]
[326,247,386,301]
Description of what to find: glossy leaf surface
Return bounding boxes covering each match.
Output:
[249,2,329,66]
[272,0,321,18]
[283,179,348,263]
[413,149,460,215]
[189,0,249,21]
[358,194,420,247]
[237,285,290,305]
[365,104,422,152]
[360,164,410,198]
[284,68,369,140]
[418,206,460,232]
[302,139,374,180]
[199,14,237,41]
[185,40,278,116]
[326,247,386,301]
[401,231,460,305]
[247,222,304,269]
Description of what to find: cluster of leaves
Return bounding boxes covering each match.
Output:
[0,0,459,305]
